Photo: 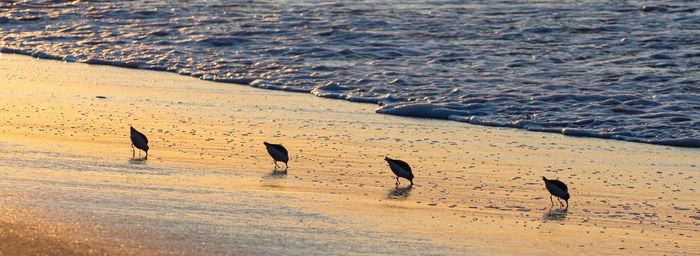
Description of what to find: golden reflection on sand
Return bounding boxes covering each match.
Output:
[0,54,698,255]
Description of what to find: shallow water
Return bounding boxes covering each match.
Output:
[1,0,698,146]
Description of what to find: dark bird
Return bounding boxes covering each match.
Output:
[542,176,569,210]
[130,126,149,160]
[385,157,414,188]
[264,142,288,170]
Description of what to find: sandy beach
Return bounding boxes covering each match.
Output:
[0,53,698,255]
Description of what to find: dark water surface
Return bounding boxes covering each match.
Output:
[1,0,698,146]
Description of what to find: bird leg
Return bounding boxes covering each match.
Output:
[557,198,564,208]
[273,161,280,168]
[131,145,135,158]
[550,195,555,206]
[145,151,148,160]
[564,200,569,211]
[395,177,400,187]
[284,162,288,171]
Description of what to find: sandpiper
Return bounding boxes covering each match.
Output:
[130,126,149,159]
[264,142,288,170]
[542,176,569,210]
[385,157,414,188]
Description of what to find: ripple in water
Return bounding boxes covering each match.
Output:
[1,0,698,147]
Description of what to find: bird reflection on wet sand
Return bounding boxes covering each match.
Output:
[261,170,288,189]
[264,169,288,179]
[387,187,413,200]
[129,158,147,164]
[544,207,568,221]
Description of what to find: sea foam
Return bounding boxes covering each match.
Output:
[1,0,697,147]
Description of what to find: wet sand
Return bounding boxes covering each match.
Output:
[0,53,698,255]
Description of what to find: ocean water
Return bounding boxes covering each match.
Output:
[1,0,698,147]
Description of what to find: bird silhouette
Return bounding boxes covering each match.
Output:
[130,126,149,160]
[385,157,414,188]
[542,176,569,210]
[264,142,288,170]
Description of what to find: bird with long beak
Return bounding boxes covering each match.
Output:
[385,157,414,188]
[542,176,569,210]
[264,142,289,170]
[130,126,149,160]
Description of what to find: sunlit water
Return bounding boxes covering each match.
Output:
[1,0,698,146]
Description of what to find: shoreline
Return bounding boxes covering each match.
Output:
[0,53,698,255]
[2,48,698,148]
